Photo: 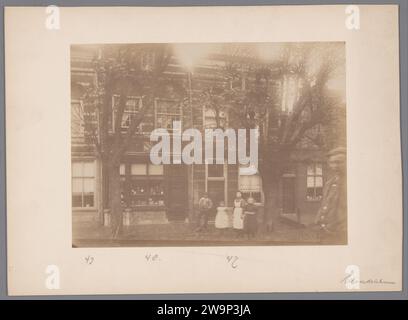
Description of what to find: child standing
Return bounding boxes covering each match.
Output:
[196,192,213,232]
[215,201,231,235]
[243,197,258,239]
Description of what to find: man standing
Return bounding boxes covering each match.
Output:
[196,192,213,232]
[314,147,347,243]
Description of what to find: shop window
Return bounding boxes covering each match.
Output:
[72,161,95,208]
[306,163,323,201]
[126,164,165,207]
[149,164,164,175]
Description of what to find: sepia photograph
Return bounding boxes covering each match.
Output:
[4,4,403,296]
[71,42,347,247]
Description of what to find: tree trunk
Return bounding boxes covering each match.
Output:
[262,178,280,232]
[108,161,122,239]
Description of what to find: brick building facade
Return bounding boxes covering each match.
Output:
[71,44,343,230]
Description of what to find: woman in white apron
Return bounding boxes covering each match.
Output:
[232,191,246,235]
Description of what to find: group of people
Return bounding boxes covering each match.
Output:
[194,147,347,243]
[195,191,258,239]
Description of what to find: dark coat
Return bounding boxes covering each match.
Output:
[244,204,258,235]
[314,173,347,234]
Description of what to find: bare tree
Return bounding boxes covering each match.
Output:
[74,44,173,238]
[204,43,346,229]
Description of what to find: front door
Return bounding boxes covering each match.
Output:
[207,180,224,220]
[282,177,296,214]
[165,164,188,221]
[206,163,226,220]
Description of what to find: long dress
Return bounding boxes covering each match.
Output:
[215,206,231,229]
[232,199,245,230]
[244,204,258,235]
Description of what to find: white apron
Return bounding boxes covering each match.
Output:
[233,199,245,230]
[215,207,231,229]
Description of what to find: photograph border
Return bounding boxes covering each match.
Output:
[0,0,406,300]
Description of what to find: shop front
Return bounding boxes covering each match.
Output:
[116,155,188,224]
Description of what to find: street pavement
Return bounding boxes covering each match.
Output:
[72,220,329,247]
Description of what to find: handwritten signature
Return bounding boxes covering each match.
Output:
[341,272,395,285]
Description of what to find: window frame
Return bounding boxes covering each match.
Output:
[72,160,96,209]
[71,99,85,138]
[122,163,165,207]
[203,105,228,130]
[239,168,263,204]
[306,162,324,201]
[154,98,183,133]
[112,95,148,133]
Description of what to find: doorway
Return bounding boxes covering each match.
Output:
[165,164,188,221]
[282,176,296,214]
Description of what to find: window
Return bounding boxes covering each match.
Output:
[239,174,261,191]
[122,98,141,129]
[118,164,127,206]
[71,100,85,137]
[141,52,155,71]
[112,95,147,133]
[125,163,165,207]
[71,100,98,138]
[72,161,95,208]
[155,99,182,132]
[306,163,323,201]
[204,107,227,129]
[148,164,164,175]
[204,107,229,164]
[119,164,126,176]
[239,171,263,204]
[131,164,147,175]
